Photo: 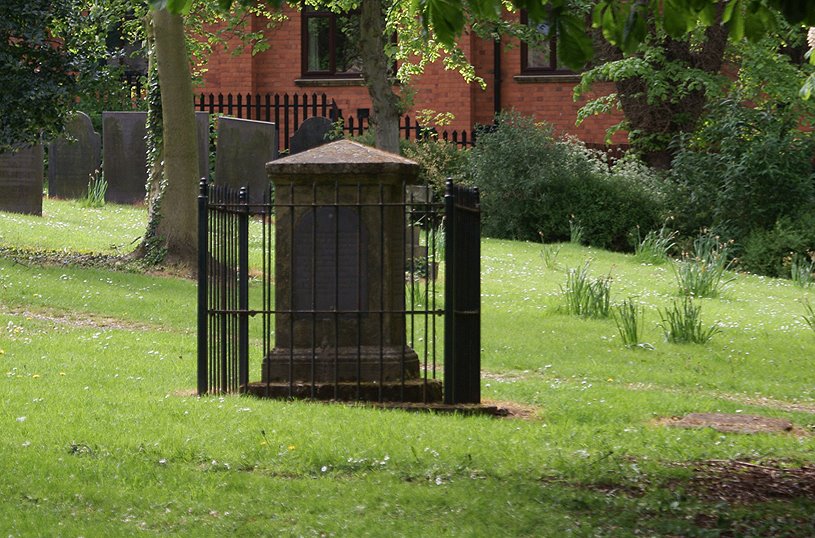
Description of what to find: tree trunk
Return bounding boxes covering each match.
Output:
[152,7,199,264]
[359,0,401,153]
[133,13,166,262]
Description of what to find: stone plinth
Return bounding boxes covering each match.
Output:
[0,145,43,215]
[264,140,420,383]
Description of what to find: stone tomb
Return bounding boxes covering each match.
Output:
[103,111,210,204]
[215,117,277,204]
[263,140,424,386]
[289,116,333,155]
[0,145,43,215]
[48,112,101,199]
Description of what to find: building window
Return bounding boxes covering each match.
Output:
[520,11,573,74]
[301,6,362,78]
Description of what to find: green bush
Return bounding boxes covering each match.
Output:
[667,101,815,242]
[401,136,470,200]
[740,212,815,278]
[470,112,663,250]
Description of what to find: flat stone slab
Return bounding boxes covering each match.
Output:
[667,413,793,434]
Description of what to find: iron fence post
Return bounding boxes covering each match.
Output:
[238,187,250,390]
[443,179,456,404]
[197,178,209,395]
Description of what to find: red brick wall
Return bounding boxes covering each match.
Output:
[196,9,627,145]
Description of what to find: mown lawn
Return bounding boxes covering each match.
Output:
[1,200,814,536]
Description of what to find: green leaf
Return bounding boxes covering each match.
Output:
[722,0,738,23]
[800,72,815,100]
[557,13,593,69]
[166,0,192,14]
[727,0,745,41]
[621,5,646,53]
[663,0,690,38]
[425,0,465,45]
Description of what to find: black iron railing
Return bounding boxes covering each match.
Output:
[198,179,481,404]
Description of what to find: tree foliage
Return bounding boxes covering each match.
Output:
[0,1,79,150]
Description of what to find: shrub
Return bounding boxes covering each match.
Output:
[740,213,815,278]
[401,137,470,200]
[470,111,663,250]
[667,100,815,242]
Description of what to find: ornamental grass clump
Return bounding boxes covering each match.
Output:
[789,252,815,288]
[634,221,676,265]
[673,231,734,297]
[81,169,107,208]
[803,300,815,332]
[658,296,720,344]
[613,298,647,348]
[562,261,611,319]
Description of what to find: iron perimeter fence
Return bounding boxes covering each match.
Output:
[197,179,481,404]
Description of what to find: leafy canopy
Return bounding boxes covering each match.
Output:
[154,0,815,70]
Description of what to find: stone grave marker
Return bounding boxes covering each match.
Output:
[48,112,101,199]
[215,117,277,203]
[0,144,43,215]
[103,111,210,203]
[195,111,210,181]
[103,111,147,204]
[289,116,333,155]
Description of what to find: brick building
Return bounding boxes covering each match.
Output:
[198,7,626,145]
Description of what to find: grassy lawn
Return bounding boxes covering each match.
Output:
[1,200,815,536]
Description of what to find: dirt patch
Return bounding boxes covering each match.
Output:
[661,413,794,434]
[679,460,815,504]
[482,399,541,419]
[1,306,170,332]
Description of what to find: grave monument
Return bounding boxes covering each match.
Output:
[48,112,101,199]
[0,144,43,215]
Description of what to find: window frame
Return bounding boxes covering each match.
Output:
[300,5,363,79]
[519,11,575,75]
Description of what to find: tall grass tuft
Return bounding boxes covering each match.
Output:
[789,252,815,288]
[658,297,720,344]
[539,233,561,270]
[672,231,734,297]
[614,298,647,348]
[82,169,108,208]
[803,299,815,332]
[569,216,584,245]
[634,221,676,265]
[562,261,612,319]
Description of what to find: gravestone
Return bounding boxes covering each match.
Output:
[195,111,211,181]
[103,111,147,204]
[0,145,43,215]
[48,112,101,199]
[103,111,211,203]
[289,116,333,155]
[215,117,277,204]
[264,140,423,384]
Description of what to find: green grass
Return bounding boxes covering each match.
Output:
[2,201,815,535]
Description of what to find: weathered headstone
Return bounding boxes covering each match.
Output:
[48,112,101,199]
[195,111,211,181]
[0,145,43,215]
[103,111,148,204]
[289,116,333,155]
[215,116,277,203]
